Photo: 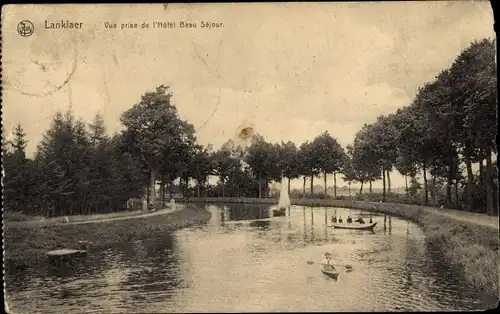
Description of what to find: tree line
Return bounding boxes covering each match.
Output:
[2,38,497,217]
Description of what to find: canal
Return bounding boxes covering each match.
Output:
[5,204,494,313]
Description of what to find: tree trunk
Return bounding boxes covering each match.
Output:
[493,176,499,216]
[432,174,436,207]
[288,178,291,196]
[405,175,408,196]
[359,181,364,194]
[161,182,166,206]
[302,177,306,197]
[422,162,428,206]
[369,181,372,195]
[149,168,156,203]
[310,174,314,196]
[222,178,226,198]
[146,175,150,205]
[387,170,391,194]
[479,159,484,189]
[454,183,459,209]
[494,183,499,216]
[258,172,262,198]
[480,159,488,213]
[197,182,201,198]
[464,153,474,212]
[382,168,386,202]
[446,165,453,208]
[323,172,327,198]
[333,172,337,199]
[485,152,495,216]
[161,174,165,207]
[180,176,184,197]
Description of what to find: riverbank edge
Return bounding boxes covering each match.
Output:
[3,205,211,271]
[181,197,499,297]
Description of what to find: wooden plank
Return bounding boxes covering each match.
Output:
[46,249,87,256]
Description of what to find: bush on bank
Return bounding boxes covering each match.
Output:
[4,205,211,271]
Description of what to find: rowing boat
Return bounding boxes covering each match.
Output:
[321,265,339,279]
[331,222,377,230]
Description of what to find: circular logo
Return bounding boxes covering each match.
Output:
[17,20,34,37]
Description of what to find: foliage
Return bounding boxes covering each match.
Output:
[3,39,496,217]
[245,134,281,197]
[276,141,299,180]
[120,85,196,201]
[350,38,497,214]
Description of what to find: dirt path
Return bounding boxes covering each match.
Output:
[426,207,499,230]
[60,205,183,226]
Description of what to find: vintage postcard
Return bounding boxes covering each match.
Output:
[1,2,497,313]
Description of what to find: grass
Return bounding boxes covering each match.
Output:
[420,213,499,297]
[3,205,211,272]
[3,211,47,222]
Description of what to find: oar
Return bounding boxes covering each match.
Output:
[306,260,353,270]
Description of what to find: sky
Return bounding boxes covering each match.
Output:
[1,2,494,189]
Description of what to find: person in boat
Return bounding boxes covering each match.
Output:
[338,217,343,223]
[369,217,373,223]
[331,216,337,223]
[321,252,336,268]
[346,216,353,223]
[355,217,365,224]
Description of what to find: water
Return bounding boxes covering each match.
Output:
[5,204,495,313]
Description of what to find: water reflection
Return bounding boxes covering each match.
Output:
[222,203,270,221]
[248,220,271,229]
[6,204,495,313]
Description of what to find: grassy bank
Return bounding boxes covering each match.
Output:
[182,197,499,297]
[4,205,211,271]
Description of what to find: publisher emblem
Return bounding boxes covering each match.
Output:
[17,20,34,37]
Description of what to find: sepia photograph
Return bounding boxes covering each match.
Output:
[1,2,498,313]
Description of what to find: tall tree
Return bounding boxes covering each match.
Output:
[297,141,318,196]
[350,124,382,195]
[189,144,214,198]
[88,113,108,147]
[449,39,497,214]
[2,123,36,213]
[277,141,299,195]
[120,85,194,203]
[245,135,280,198]
[213,142,242,197]
[310,131,345,198]
[341,152,356,197]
